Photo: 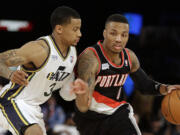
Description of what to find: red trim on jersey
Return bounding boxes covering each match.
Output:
[78,48,88,59]
[97,41,124,68]
[78,47,101,75]
[88,48,101,75]
[124,48,132,70]
[93,91,126,108]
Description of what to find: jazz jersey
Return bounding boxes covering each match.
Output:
[83,41,132,115]
[0,35,77,105]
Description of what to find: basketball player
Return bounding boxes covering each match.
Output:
[71,14,180,135]
[0,6,84,135]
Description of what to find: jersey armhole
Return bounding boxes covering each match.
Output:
[21,38,51,72]
[79,47,101,75]
[124,48,132,70]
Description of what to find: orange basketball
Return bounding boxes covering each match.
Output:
[161,90,180,125]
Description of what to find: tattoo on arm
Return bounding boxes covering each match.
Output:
[127,49,140,73]
[0,63,10,79]
[0,49,25,79]
[0,50,17,61]
[2,50,26,66]
[78,50,98,94]
[87,77,93,87]
[7,57,25,66]
[87,76,96,96]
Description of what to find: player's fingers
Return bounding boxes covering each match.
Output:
[71,79,88,94]
[12,70,27,78]
[73,85,87,93]
[13,78,26,86]
[11,75,23,84]
[74,78,87,85]
[12,73,28,86]
[74,79,88,89]
[13,73,26,82]
[78,90,87,94]
[18,70,28,78]
[70,88,79,94]
[74,78,83,83]
[167,85,177,93]
[12,71,23,78]
[71,86,86,94]
[16,70,28,79]
[74,89,87,94]
[70,82,79,94]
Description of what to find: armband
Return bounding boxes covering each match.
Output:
[130,68,162,95]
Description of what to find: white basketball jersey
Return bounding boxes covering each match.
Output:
[0,35,77,105]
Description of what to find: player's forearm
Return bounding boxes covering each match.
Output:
[0,50,19,79]
[130,68,162,95]
[0,61,12,79]
[75,93,90,113]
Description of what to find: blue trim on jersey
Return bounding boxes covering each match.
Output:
[0,99,29,135]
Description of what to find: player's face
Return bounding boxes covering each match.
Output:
[103,22,129,53]
[61,18,82,46]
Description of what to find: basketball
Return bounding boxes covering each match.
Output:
[161,90,180,125]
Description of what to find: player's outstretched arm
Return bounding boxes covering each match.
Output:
[73,48,98,112]
[128,48,180,95]
[0,48,25,79]
[0,40,48,85]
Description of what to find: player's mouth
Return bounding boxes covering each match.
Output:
[113,44,123,50]
[75,38,80,43]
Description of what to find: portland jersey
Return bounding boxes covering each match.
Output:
[0,35,77,105]
[84,41,132,115]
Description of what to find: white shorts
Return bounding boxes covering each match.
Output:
[0,99,46,135]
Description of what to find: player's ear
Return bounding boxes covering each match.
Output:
[103,29,106,39]
[55,25,63,34]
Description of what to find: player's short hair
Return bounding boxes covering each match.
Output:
[105,14,129,27]
[50,6,80,30]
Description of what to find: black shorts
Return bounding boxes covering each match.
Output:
[73,104,141,135]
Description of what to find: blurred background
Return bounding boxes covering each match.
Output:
[0,1,180,135]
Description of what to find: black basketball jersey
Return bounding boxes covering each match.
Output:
[82,41,132,114]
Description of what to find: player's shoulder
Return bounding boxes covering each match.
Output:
[79,47,97,59]
[78,47,98,67]
[21,39,46,49]
[78,47,99,74]
[19,39,49,57]
[124,48,133,53]
[124,48,140,72]
[124,48,137,58]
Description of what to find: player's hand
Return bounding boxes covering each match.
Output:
[70,78,88,95]
[10,70,29,86]
[166,85,180,94]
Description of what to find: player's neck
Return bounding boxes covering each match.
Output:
[51,33,69,56]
